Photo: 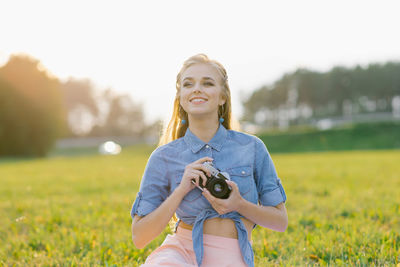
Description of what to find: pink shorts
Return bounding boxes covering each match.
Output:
[140,228,248,267]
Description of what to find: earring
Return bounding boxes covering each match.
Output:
[218,104,225,124]
[179,104,187,125]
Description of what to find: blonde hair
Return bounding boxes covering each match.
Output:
[159,54,239,146]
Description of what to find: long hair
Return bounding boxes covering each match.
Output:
[159,54,239,146]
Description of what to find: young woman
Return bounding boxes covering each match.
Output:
[131,54,288,267]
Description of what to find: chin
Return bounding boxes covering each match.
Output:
[188,112,218,120]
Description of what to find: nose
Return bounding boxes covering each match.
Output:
[193,82,202,93]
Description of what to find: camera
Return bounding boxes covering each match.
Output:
[193,161,231,199]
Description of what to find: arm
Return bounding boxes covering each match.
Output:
[202,181,288,232]
[131,156,213,248]
[131,187,186,248]
[236,188,288,232]
[202,137,288,231]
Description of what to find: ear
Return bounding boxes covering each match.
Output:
[219,94,226,106]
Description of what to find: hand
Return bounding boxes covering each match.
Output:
[176,157,213,195]
[202,180,244,215]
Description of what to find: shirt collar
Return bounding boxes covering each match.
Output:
[183,124,228,153]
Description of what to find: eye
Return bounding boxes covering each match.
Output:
[183,82,192,87]
[204,82,214,86]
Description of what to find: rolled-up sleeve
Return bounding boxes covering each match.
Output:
[130,148,169,218]
[254,137,287,207]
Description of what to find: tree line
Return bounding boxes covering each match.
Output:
[2,53,400,157]
[242,62,400,128]
[0,54,156,157]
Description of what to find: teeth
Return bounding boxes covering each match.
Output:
[192,99,206,103]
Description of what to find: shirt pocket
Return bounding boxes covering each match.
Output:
[227,166,252,196]
[175,170,203,202]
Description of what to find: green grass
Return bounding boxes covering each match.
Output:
[1,145,399,266]
[259,121,400,153]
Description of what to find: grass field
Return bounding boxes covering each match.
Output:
[1,145,399,266]
[259,121,400,153]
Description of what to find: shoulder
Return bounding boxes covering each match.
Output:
[152,137,186,156]
[227,129,264,147]
[227,129,270,157]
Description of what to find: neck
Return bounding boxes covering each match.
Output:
[188,116,220,143]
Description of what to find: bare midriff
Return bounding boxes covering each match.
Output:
[177,217,254,241]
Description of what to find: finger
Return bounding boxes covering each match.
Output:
[190,174,200,187]
[203,190,226,214]
[226,180,238,191]
[190,170,207,187]
[200,165,212,177]
[202,188,213,202]
[189,180,196,190]
[194,157,214,164]
[198,170,208,187]
[191,164,211,177]
[190,168,208,176]
[203,188,218,203]
[195,163,212,177]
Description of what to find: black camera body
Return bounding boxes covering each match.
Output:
[197,162,231,199]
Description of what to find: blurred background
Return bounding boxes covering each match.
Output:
[1,0,400,157]
[1,1,400,266]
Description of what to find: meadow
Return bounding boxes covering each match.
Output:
[259,121,400,154]
[0,145,399,266]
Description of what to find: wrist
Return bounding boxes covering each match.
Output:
[236,196,248,214]
[173,185,187,199]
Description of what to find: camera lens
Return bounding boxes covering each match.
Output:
[213,184,222,193]
[207,179,230,199]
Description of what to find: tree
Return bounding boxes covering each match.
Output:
[89,89,146,137]
[242,61,400,126]
[0,54,66,156]
[60,78,99,136]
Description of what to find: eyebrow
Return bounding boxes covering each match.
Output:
[182,77,216,82]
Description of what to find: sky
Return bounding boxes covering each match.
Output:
[1,0,400,124]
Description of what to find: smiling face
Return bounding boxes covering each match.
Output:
[179,63,226,121]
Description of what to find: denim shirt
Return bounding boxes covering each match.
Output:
[131,124,287,267]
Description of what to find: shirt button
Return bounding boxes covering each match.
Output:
[205,145,210,149]
[241,171,246,175]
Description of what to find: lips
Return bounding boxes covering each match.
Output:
[190,97,208,103]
